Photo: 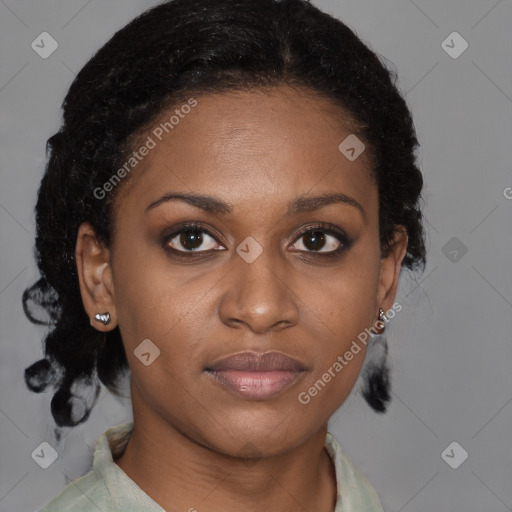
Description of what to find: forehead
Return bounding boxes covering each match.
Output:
[114,85,377,220]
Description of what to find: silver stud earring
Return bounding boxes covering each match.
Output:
[94,312,111,325]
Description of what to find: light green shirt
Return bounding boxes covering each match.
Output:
[40,421,383,511]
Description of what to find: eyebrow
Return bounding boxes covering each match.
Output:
[145,192,365,219]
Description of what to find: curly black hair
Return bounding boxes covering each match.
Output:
[23,0,426,427]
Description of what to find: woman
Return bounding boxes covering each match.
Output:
[24,0,426,510]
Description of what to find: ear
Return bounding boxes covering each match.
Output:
[375,226,408,316]
[75,222,117,331]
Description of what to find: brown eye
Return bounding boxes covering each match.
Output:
[291,229,343,253]
[166,227,224,253]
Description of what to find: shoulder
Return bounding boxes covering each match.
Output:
[325,432,384,512]
[39,421,163,512]
[39,469,111,512]
[39,422,128,511]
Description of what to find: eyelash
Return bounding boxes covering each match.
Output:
[161,221,353,260]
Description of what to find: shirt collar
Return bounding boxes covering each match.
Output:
[93,422,382,512]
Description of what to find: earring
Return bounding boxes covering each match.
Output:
[373,308,388,335]
[94,312,111,325]
[360,307,391,413]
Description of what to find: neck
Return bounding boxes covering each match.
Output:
[115,384,337,512]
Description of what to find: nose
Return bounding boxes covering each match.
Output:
[218,244,299,334]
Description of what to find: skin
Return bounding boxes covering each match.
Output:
[76,84,408,512]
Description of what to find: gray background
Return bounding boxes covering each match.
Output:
[1,0,511,511]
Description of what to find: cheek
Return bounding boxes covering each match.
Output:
[112,250,214,385]
[297,252,380,406]
[111,235,188,337]
[309,250,380,341]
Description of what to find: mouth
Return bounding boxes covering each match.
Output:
[204,351,307,400]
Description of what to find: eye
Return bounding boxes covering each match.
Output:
[162,222,352,259]
[290,224,351,255]
[164,223,225,253]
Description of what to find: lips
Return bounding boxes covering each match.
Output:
[206,351,306,372]
[205,351,306,400]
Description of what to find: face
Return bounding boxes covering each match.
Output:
[77,84,407,457]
